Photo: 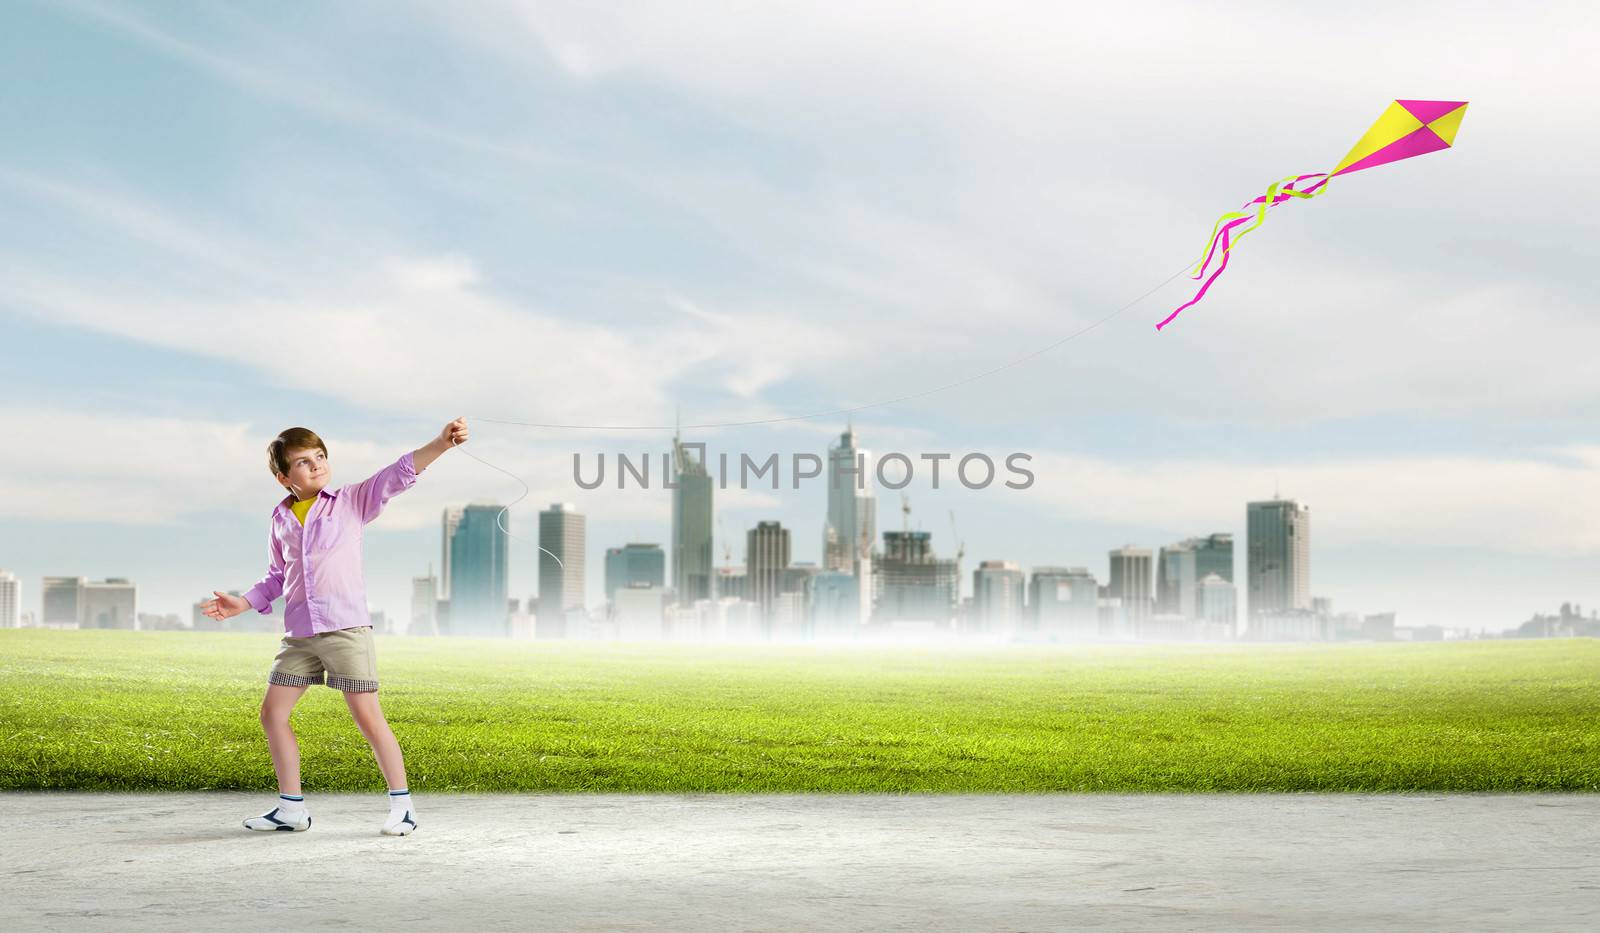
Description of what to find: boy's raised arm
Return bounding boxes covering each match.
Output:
[412,417,468,473]
[353,418,468,524]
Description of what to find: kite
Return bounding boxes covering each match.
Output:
[1155,99,1468,330]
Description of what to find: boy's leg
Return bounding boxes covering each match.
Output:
[263,634,325,797]
[346,690,418,835]
[323,626,405,789]
[246,683,314,831]
[323,625,414,833]
[343,690,407,790]
[260,683,310,794]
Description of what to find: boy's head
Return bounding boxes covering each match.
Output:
[268,427,330,501]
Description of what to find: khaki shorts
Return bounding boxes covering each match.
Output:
[267,625,379,693]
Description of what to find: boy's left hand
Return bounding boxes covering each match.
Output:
[438,417,468,448]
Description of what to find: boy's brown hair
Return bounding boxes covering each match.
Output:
[268,427,329,479]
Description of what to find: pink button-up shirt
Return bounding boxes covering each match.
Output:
[243,451,418,637]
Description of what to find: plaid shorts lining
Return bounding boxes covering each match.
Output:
[268,671,326,687]
[327,674,379,693]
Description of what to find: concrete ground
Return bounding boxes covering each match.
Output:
[1,792,1596,932]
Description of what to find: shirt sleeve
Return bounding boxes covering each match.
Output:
[242,520,286,614]
[351,451,419,524]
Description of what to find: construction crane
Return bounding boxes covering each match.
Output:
[717,515,734,564]
[714,516,738,602]
[948,510,965,604]
[900,493,911,533]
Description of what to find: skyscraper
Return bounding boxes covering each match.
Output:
[1198,572,1238,634]
[1107,547,1153,634]
[440,507,464,599]
[1156,533,1233,619]
[42,576,85,628]
[1247,498,1311,623]
[446,504,509,637]
[81,578,137,630]
[671,431,713,606]
[613,584,666,641]
[0,569,19,629]
[1029,566,1098,636]
[1155,541,1196,617]
[746,520,791,635]
[713,566,749,602]
[411,570,438,637]
[972,560,1025,633]
[1193,533,1234,583]
[538,503,586,638]
[604,543,665,602]
[808,570,861,636]
[874,531,958,627]
[823,425,876,572]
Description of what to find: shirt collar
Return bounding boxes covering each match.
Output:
[277,485,339,515]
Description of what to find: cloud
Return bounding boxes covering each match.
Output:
[27,1,1600,435]
[0,228,863,433]
[404,0,1600,430]
[0,166,265,280]
[46,0,583,173]
[426,0,1597,172]
[0,160,925,436]
[0,406,298,524]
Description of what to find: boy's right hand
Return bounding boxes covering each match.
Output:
[201,591,250,621]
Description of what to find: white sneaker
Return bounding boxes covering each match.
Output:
[381,808,418,836]
[244,805,311,832]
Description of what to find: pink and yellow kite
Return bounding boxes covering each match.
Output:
[1156,99,1468,330]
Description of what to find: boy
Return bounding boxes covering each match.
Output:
[201,417,468,836]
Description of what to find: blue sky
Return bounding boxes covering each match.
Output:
[3,0,1598,631]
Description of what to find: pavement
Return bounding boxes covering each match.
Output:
[2,792,1597,931]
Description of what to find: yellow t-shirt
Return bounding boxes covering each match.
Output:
[290,496,316,526]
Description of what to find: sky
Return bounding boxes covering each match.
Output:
[2,0,1598,632]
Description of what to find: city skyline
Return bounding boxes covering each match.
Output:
[3,420,1591,639]
[4,420,1589,642]
[0,425,1432,639]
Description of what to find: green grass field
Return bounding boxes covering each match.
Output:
[1,629,1596,792]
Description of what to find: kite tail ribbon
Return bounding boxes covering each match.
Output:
[1157,224,1237,331]
[1156,172,1331,331]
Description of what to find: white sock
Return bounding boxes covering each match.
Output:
[277,793,307,815]
[382,788,418,833]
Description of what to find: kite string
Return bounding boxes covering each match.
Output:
[468,261,1196,433]
[448,262,1197,570]
[447,434,564,570]
[453,257,1205,518]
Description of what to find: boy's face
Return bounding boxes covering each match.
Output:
[276,446,330,500]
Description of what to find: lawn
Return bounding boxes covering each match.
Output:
[1,629,1596,792]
